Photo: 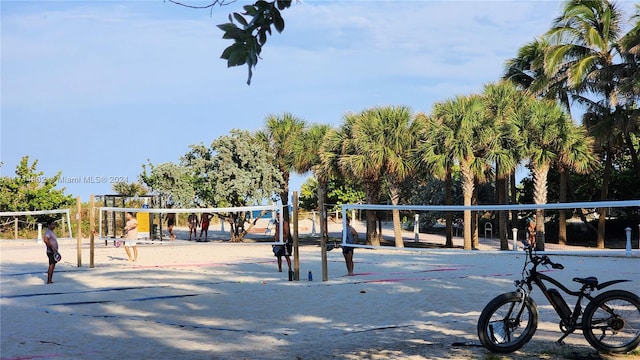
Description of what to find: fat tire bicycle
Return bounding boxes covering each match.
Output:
[477,244,640,354]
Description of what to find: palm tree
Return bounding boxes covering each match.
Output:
[514,98,596,250]
[481,81,526,250]
[544,0,628,248]
[256,113,306,224]
[359,105,422,248]
[417,113,456,247]
[292,123,331,237]
[431,95,493,250]
[322,113,384,246]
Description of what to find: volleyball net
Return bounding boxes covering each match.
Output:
[97,204,285,244]
[0,209,73,240]
[337,200,640,252]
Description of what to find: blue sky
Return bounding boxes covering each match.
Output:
[1,0,637,203]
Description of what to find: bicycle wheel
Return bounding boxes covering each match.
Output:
[477,291,539,353]
[582,289,640,353]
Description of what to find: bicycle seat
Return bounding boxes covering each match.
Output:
[573,276,598,286]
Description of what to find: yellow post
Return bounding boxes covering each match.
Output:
[76,196,82,267]
[293,191,300,281]
[90,195,95,268]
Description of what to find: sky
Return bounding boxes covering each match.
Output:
[1,0,637,204]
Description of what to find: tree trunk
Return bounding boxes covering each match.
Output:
[364,181,381,247]
[532,165,549,251]
[472,186,479,250]
[558,166,567,245]
[461,163,473,250]
[280,171,290,223]
[597,148,613,249]
[445,170,454,248]
[510,172,518,238]
[497,168,508,250]
[389,180,404,248]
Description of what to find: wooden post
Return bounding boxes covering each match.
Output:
[76,196,82,267]
[293,191,300,281]
[90,195,95,268]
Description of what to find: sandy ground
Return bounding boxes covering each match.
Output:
[1,222,639,360]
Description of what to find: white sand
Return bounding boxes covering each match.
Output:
[1,223,639,360]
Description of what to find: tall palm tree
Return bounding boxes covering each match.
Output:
[481,81,526,250]
[293,123,331,236]
[514,98,596,250]
[359,105,423,248]
[256,113,306,224]
[417,112,456,247]
[431,95,493,250]
[544,0,628,247]
[322,113,383,246]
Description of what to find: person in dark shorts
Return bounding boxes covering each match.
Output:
[166,212,176,240]
[342,217,359,276]
[188,212,199,240]
[43,220,59,284]
[272,212,292,272]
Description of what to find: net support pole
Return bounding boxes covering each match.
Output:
[293,191,300,281]
[66,210,73,239]
[625,227,632,256]
[76,196,82,267]
[37,223,43,244]
[90,195,95,268]
[14,217,18,239]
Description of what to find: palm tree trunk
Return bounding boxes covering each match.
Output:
[388,180,404,248]
[280,170,290,223]
[558,167,567,245]
[445,170,453,248]
[532,165,549,251]
[461,164,473,250]
[597,148,613,249]
[364,181,381,247]
[510,172,518,241]
[472,186,479,250]
[497,171,508,250]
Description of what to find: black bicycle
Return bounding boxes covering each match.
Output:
[477,244,640,354]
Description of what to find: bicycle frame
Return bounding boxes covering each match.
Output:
[528,270,592,341]
[517,249,631,344]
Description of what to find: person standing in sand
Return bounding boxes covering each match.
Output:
[123,212,138,262]
[166,212,176,240]
[43,220,59,284]
[342,217,359,276]
[188,212,199,241]
[199,212,212,242]
[273,212,292,273]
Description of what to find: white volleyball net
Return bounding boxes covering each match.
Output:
[97,204,286,244]
[337,200,640,252]
[0,209,73,240]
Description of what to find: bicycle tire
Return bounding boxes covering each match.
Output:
[582,289,640,353]
[477,291,539,353]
